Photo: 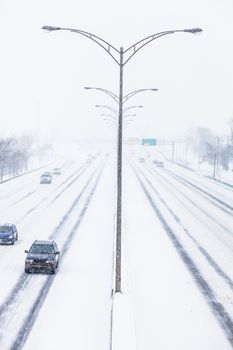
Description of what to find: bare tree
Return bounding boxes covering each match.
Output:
[0,137,16,181]
[186,126,217,163]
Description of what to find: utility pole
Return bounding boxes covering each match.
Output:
[172,140,175,162]
[213,153,217,179]
[216,136,220,179]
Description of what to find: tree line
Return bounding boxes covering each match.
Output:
[186,119,233,172]
[0,134,52,182]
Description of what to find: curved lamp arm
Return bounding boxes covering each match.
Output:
[122,88,158,104]
[103,118,115,123]
[42,26,120,65]
[123,105,143,113]
[100,113,117,120]
[95,105,118,115]
[122,114,136,119]
[96,104,143,115]
[123,28,202,66]
[84,87,119,103]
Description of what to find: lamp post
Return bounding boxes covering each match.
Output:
[42,25,202,293]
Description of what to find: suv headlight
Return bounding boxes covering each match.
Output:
[26,259,33,263]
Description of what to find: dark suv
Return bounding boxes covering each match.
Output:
[0,224,18,245]
[25,240,60,274]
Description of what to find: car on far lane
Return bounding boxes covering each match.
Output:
[0,224,18,245]
[40,172,52,184]
[24,240,60,274]
[156,161,164,167]
[52,168,61,175]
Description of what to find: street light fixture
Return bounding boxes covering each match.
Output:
[95,105,118,115]
[100,113,136,120]
[84,86,158,104]
[123,105,143,113]
[122,114,136,119]
[96,104,143,115]
[85,86,119,103]
[100,113,117,120]
[103,118,115,122]
[42,25,202,293]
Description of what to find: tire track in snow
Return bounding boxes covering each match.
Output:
[163,167,233,215]
[0,160,106,350]
[144,163,233,237]
[0,162,99,278]
[131,162,233,347]
[16,162,88,224]
[134,162,233,290]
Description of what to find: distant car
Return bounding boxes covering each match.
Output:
[153,159,158,164]
[52,168,61,175]
[157,161,164,167]
[24,240,60,274]
[139,157,145,163]
[0,224,18,245]
[40,173,52,184]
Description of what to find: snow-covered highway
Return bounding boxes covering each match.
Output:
[0,149,232,349]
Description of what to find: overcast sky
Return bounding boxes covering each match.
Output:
[0,0,233,141]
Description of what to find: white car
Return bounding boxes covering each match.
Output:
[52,168,61,175]
[40,173,52,184]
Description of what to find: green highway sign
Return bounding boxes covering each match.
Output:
[142,138,157,146]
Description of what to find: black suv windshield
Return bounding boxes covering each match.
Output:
[30,244,54,254]
[0,226,12,233]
